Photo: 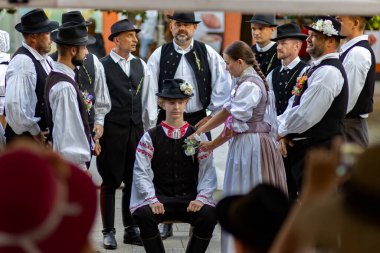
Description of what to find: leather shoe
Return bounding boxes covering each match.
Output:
[103,229,117,250]
[124,225,143,246]
[159,223,173,239]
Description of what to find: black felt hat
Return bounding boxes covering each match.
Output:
[167,12,201,24]
[108,19,141,41]
[305,15,346,39]
[62,11,91,26]
[272,23,308,41]
[156,79,194,99]
[15,8,59,34]
[51,22,95,46]
[246,14,277,27]
[217,184,290,252]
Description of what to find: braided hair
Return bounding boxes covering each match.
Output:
[224,41,269,91]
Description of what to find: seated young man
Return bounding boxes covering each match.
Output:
[130,78,217,253]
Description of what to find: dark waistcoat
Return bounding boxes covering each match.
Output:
[252,43,282,76]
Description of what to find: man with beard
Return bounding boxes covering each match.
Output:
[336,15,376,148]
[246,14,281,76]
[45,22,95,170]
[5,9,58,144]
[97,19,157,249]
[266,23,308,201]
[277,16,348,198]
[147,11,231,239]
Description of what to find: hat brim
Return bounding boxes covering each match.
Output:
[272,33,308,41]
[155,92,193,99]
[108,28,141,42]
[245,19,277,27]
[15,20,59,34]
[51,31,96,46]
[304,25,346,39]
[167,15,201,24]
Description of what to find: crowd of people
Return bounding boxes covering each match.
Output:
[0,8,378,253]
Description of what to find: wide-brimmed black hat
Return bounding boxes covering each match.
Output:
[272,23,308,41]
[51,22,95,46]
[246,14,277,27]
[156,79,194,99]
[15,8,59,34]
[62,11,91,26]
[108,19,140,41]
[217,184,290,252]
[167,12,201,24]
[305,16,346,39]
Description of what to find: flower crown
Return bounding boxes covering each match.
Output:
[179,81,193,96]
[311,19,339,37]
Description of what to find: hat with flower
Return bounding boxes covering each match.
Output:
[156,78,194,99]
[305,15,346,39]
[0,148,97,253]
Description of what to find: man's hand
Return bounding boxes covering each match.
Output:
[32,130,49,147]
[93,123,104,141]
[149,202,165,214]
[279,137,293,158]
[195,115,212,129]
[93,140,101,156]
[187,200,204,212]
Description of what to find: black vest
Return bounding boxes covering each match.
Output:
[50,52,96,125]
[272,60,308,115]
[289,58,348,139]
[45,71,91,149]
[148,125,199,199]
[252,43,282,76]
[5,46,49,138]
[101,56,144,126]
[158,41,212,109]
[339,40,376,117]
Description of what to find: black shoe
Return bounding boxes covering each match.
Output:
[159,223,173,239]
[103,229,117,250]
[123,225,143,246]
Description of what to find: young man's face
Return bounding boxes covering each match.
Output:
[72,45,87,66]
[335,16,355,37]
[115,31,138,53]
[251,23,275,46]
[170,21,197,46]
[276,39,301,60]
[162,98,188,121]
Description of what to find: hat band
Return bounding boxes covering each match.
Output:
[57,34,89,44]
[22,19,50,29]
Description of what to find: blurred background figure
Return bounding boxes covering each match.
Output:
[87,17,107,58]
[135,10,158,61]
[0,30,10,147]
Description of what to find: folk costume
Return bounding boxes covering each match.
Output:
[339,33,376,148]
[97,19,157,249]
[130,78,217,253]
[5,9,58,143]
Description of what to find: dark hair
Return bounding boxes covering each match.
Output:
[224,41,269,91]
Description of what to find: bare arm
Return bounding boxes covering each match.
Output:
[195,108,230,135]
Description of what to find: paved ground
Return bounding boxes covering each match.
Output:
[90,83,380,253]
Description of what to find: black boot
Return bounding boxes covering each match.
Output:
[141,233,166,253]
[100,189,116,249]
[185,234,211,253]
[124,225,143,246]
[102,228,117,250]
[159,223,173,239]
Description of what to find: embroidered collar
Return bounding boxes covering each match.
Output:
[161,121,190,139]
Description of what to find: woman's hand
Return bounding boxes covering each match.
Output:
[199,141,215,152]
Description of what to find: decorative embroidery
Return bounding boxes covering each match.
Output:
[193,51,201,71]
[135,77,144,95]
[137,148,153,159]
[139,141,154,152]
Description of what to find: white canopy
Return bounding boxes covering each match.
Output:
[1,0,380,15]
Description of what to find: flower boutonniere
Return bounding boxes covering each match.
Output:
[135,77,144,95]
[193,51,201,71]
[292,75,308,97]
[183,138,200,156]
[81,90,93,113]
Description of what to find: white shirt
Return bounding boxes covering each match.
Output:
[5,42,53,135]
[130,122,216,213]
[340,35,372,116]
[278,53,345,137]
[256,41,276,52]
[110,50,157,130]
[49,61,91,169]
[266,56,304,90]
[0,52,10,115]
[148,39,232,115]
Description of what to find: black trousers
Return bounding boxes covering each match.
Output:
[133,200,217,239]
[97,120,144,230]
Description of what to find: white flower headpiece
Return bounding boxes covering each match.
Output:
[179,81,193,96]
[311,19,339,37]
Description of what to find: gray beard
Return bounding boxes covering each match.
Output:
[174,34,191,46]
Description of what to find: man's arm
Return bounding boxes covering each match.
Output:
[140,59,158,130]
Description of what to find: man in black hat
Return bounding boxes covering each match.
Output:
[277,16,348,197]
[266,22,308,201]
[147,11,230,238]
[50,11,111,157]
[45,22,95,170]
[335,15,375,148]
[246,14,281,76]
[5,8,58,144]
[97,18,157,249]
[130,78,217,253]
